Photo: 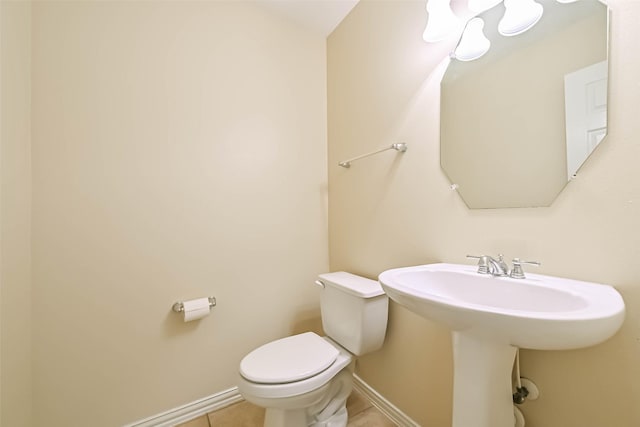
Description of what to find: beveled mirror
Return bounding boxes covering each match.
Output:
[440,0,608,208]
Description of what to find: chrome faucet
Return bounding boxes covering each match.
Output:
[487,254,510,276]
[467,254,540,278]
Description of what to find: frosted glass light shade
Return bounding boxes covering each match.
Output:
[423,0,460,42]
[557,0,579,3]
[498,0,544,36]
[468,0,503,13]
[453,18,491,61]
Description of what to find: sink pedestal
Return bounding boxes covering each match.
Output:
[452,332,517,427]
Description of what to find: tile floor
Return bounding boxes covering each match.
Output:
[177,389,397,427]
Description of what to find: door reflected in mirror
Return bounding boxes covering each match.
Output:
[440,0,608,208]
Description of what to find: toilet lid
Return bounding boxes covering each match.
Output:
[240,332,339,384]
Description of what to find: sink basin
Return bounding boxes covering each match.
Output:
[379,263,625,427]
[379,263,625,350]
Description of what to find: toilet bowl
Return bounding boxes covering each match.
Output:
[237,272,389,427]
[238,334,353,427]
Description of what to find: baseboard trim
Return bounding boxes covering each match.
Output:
[122,387,243,427]
[124,374,418,427]
[353,373,421,427]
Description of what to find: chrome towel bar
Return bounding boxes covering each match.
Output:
[338,143,407,168]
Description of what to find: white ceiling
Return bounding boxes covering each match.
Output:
[258,0,359,37]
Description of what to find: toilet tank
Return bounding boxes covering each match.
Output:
[317,272,388,356]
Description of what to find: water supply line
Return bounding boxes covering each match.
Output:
[512,349,541,427]
[515,349,522,389]
[513,350,540,405]
[513,349,529,404]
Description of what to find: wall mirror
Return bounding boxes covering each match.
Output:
[440,0,609,209]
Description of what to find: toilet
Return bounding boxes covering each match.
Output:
[237,271,389,427]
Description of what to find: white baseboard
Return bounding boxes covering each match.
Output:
[123,374,418,427]
[352,373,421,427]
[122,387,243,427]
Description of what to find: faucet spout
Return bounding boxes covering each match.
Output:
[486,255,509,276]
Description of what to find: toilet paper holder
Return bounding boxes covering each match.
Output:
[172,297,217,313]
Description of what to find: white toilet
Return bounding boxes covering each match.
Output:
[237,271,389,427]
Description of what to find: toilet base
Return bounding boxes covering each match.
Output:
[255,369,353,427]
[264,406,348,427]
[307,370,351,427]
[264,408,308,427]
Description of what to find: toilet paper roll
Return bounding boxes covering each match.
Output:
[182,298,211,322]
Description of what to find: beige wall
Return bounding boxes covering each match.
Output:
[30,1,327,425]
[328,1,640,426]
[1,1,33,426]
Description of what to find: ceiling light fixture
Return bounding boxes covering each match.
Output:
[423,0,554,62]
[452,17,491,61]
[423,0,461,42]
[467,0,503,13]
[498,0,544,36]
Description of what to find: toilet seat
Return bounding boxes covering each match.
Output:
[238,333,353,399]
[240,332,339,384]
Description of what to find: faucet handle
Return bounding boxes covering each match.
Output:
[510,258,540,279]
[466,255,490,274]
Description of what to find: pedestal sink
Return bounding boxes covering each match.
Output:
[378,263,625,427]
